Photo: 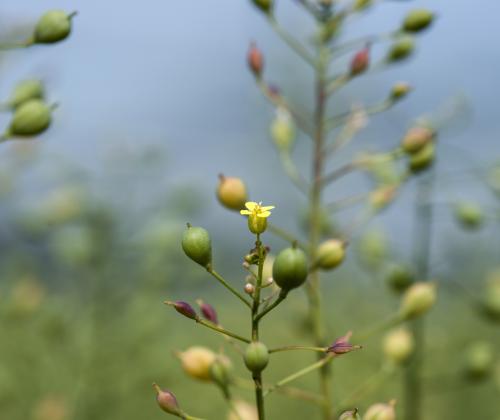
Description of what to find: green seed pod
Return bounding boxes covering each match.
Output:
[369,186,397,212]
[454,202,483,230]
[464,341,494,381]
[272,247,308,291]
[357,229,388,270]
[316,239,345,270]
[390,82,412,101]
[270,108,295,151]
[383,327,414,365]
[252,0,273,13]
[362,153,401,186]
[34,10,73,44]
[408,142,435,173]
[248,214,267,234]
[8,80,45,109]
[216,175,248,211]
[210,356,232,390]
[403,9,434,33]
[244,342,269,373]
[401,126,435,155]
[8,99,51,137]
[182,225,212,267]
[364,400,396,420]
[399,282,437,320]
[384,263,414,293]
[387,36,415,62]
[481,270,500,322]
[354,0,372,11]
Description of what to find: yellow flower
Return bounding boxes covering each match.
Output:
[240,202,275,219]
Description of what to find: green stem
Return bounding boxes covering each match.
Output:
[354,314,403,342]
[404,172,435,420]
[254,289,288,322]
[264,355,335,397]
[269,345,327,354]
[208,268,252,309]
[279,151,309,194]
[0,39,33,50]
[267,223,307,250]
[195,319,251,343]
[325,98,393,131]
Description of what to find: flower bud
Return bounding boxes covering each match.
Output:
[387,37,415,62]
[196,299,218,324]
[401,126,435,155]
[34,10,74,44]
[181,224,212,268]
[217,175,248,211]
[316,239,345,270]
[270,108,295,151]
[272,247,308,291]
[350,47,370,76]
[369,186,397,211]
[153,383,182,416]
[178,346,216,381]
[383,327,414,365]
[8,99,51,137]
[210,355,233,390]
[364,400,396,420]
[384,263,413,293]
[454,202,483,230]
[248,43,264,77]
[328,331,361,355]
[390,82,412,101]
[244,283,255,295]
[399,282,437,320]
[402,9,434,33]
[408,142,435,173]
[357,229,388,269]
[228,400,258,420]
[165,301,198,320]
[244,341,269,373]
[8,80,44,109]
[339,409,361,420]
[481,270,500,321]
[464,341,494,381]
[251,0,273,13]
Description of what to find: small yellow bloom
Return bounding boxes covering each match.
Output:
[240,202,275,219]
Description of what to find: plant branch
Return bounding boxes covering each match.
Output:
[208,268,252,308]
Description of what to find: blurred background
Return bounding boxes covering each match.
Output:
[0,1,499,419]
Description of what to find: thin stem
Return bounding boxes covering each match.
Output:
[325,191,370,213]
[264,355,335,397]
[269,345,327,354]
[254,290,288,322]
[195,318,251,343]
[330,30,400,57]
[267,15,316,67]
[354,314,402,342]
[267,223,307,250]
[0,39,34,51]
[321,161,359,186]
[208,268,252,309]
[326,98,393,132]
[279,151,309,194]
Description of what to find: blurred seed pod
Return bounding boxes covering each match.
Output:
[339,408,361,420]
[464,341,495,381]
[364,400,396,420]
[390,82,412,101]
[217,175,248,211]
[350,47,370,76]
[383,327,414,365]
[228,400,258,420]
[7,79,45,109]
[210,355,233,391]
[408,142,435,173]
[34,10,74,44]
[299,206,335,237]
[369,185,398,212]
[315,239,345,270]
[251,0,273,13]
[401,126,435,155]
[244,341,269,373]
[7,99,52,137]
[402,9,434,33]
[153,384,182,416]
[356,229,389,270]
[178,346,216,381]
[270,107,295,152]
[354,0,372,11]
[360,153,401,186]
[387,36,415,62]
[248,43,264,76]
[384,263,414,293]
[480,269,500,322]
[399,282,437,320]
[453,201,484,230]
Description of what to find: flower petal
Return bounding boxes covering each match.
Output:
[257,211,271,218]
[245,202,258,211]
[240,210,251,215]
[260,206,275,211]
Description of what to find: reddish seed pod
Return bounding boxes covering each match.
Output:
[165,301,198,320]
[197,299,218,324]
[153,383,181,416]
[350,46,370,76]
[248,43,264,77]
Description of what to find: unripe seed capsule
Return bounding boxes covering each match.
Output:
[385,263,413,293]
[316,239,345,270]
[399,282,437,320]
[153,383,182,416]
[272,247,308,291]
[210,356,232,389]
[408,142,435,173]
[244,341,269,373]
[464,341,494,381]
[403,9,434,33]
[387,37,415,62]
[8,80,45,109]
[8,99,52,137]
[383,327,414,365]
[454,202,483,230]
[350,47,370,76]
[196,299,218,324]
[244,283,255,295]
[270,108,295,151]
[354,0,372,11]
[181,225,212,267]
[178,346,216,381]
[390,82,412,101]
[482,270,500,321]
[217,175,248,211]
[248,43,264,77]
[34,10,74,44]
[166,301,197,320]
[364,400,396,420]
[401,126,435,155]
[251,0,273,13]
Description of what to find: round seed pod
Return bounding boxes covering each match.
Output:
[390,82,412,101]
[216,175,248,211]
[387,37,415,62]
[252,0,273,13]
[408,142,435,173]
[272,247,308,291]
[181,225,212,267]
[34,10,73,44]
[364,400,396,420]
[481,270,500,322]
[8,80,45,109]
[399,282,437,320]
[244,342,269,373]
[401,126,435,155]
[248,214,267,234]
[403,9,434,33]
[384,263,414,293]
[8,99,51,137]
[178,346,216,381]
[464,341,494,381]
[383,327,414,365]
[210,356,233,390]
[316,239,345,270]
[454,202,483,230]
[153,384,182,416]
[270,108,295,151]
